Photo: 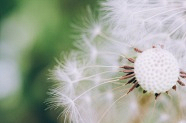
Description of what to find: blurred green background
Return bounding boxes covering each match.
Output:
[0,0,98,123]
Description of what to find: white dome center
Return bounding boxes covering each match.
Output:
[134,48,179,93]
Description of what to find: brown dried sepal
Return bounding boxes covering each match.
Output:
[122,69,134,73]
[127,82,139,94]
[172,85,177,91]
[127,58,135,63]
[155,93,161,100]
[120,73,135,80]
[120,65,134,69]
[177,79,185,86]
[180,74,186,78]
[134,48,143,53]
[125,77,136,85]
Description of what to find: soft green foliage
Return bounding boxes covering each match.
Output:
[0,0,97,123]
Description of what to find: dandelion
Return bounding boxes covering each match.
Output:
[47,0,186,123]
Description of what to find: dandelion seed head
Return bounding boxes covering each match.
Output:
[134,48,179,93]
[48,0,186,122]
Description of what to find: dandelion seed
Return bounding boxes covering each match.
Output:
[47,0,186,122]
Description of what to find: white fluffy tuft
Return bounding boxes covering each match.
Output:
[48,0,186,122]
